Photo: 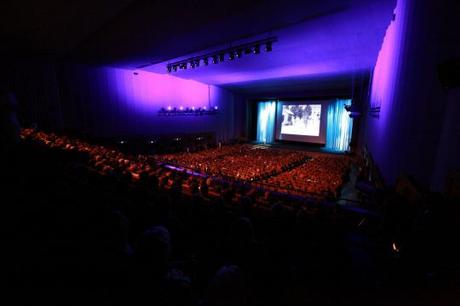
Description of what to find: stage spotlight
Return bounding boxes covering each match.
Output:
[236,49,243,58]
[265,41,272,52]
[345,104,362,118]
[158,105,220,116]
[167,37,276,72]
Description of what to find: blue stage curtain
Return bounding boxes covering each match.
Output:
[256,101,276,143]
[326,99,353,152]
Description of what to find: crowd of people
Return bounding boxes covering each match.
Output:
[158,144,350,198]
[158,144,311,182]
[22,129,350,202]
[261,153,351,198]
[9,128,359,306]
[7,128,459,305]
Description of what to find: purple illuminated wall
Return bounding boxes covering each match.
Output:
[365,0,460,191]
[7,63,237,141]
[365,0,407,183]
[86,67,236,140]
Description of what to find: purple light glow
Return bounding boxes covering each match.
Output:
[368,0,406,143]
[143,0,395,87]
[366,0,408,183]
[110,68,211,112]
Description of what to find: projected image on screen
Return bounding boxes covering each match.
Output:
[280,104,322,136]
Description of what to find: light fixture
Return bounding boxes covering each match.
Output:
[165,37,276,73]
[236,49,243,58]
[345,103,362,118]
[158,105,220,116]
[265,41,272,52]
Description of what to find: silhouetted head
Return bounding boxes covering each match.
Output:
[137,226,171,277]
[0,91,20,145]
[204,265,246,306]
[229,217,255,247]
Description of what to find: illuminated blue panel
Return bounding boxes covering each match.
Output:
[326,99,353,152]
[256,101,276,143]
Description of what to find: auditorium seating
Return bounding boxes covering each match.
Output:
[158,144,310,182]
[262,153,351,197]
[10,128,460,305]
[21,128,350,203]
[10,128,356,305]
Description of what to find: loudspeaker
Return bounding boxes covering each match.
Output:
[438,58,460,89]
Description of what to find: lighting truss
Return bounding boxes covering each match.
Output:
[158,106,219,116]
[166,37,277,73]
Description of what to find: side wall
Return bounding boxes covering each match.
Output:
[364,0,460,191]
[4,62,236,141]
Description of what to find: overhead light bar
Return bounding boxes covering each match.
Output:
[166,37,277,73]
[158,106,220,116]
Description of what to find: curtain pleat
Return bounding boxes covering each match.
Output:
[256,101,276,143]
[326,99,353,151]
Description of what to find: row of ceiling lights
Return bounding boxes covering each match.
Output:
[167,37,276,73]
